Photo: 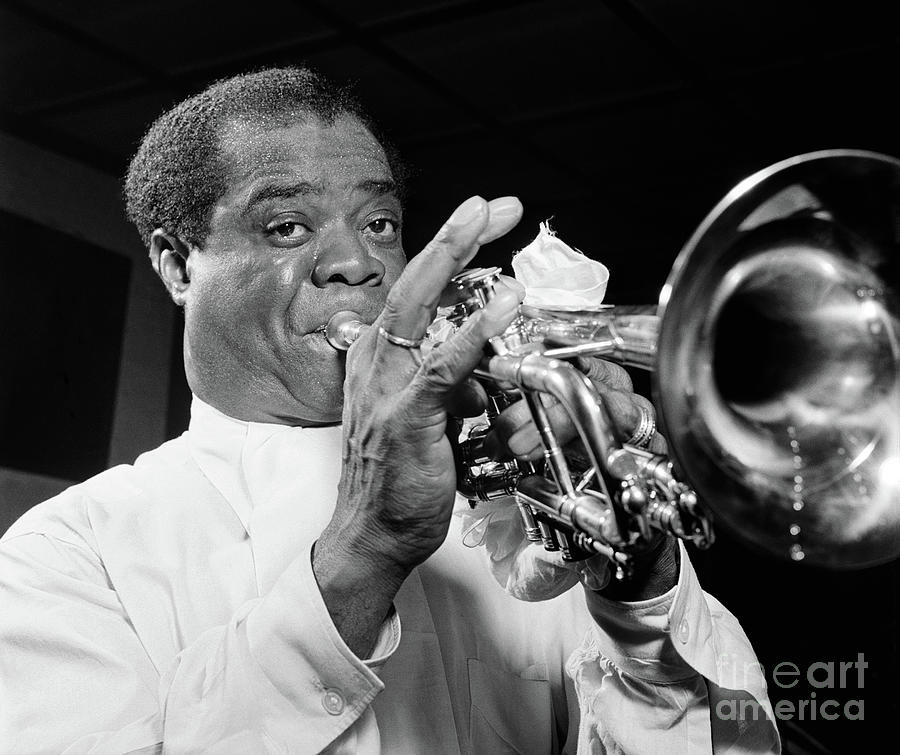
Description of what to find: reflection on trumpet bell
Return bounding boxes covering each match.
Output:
[659,150,900,569]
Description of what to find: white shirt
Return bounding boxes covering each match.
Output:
[0,397,780,754]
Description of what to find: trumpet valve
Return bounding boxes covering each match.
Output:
[619,479,649,513]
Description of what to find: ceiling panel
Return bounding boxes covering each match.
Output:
[633,0,899,74]
[402,135,573,207]
[37,90,191,172]
[325,0,472,26]
[383,0,680,122]
[0,6,142,113]
[723,50,900,157]
[525,96,746,193]
[22,0,336,74]
[299,45,477,143]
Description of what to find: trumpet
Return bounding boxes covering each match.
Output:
[328,150,900,572]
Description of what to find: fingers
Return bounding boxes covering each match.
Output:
[476,200,523,245]
[411,286,523,412]
[484,363,661,461]
[573,357,633,393]
[445,377,489,418]
[487,397,598,460]
[575,356,669,450]
[484,399,555,460]
[379,196,523,345]
[646,431,668,455]
[439,273,525,308]
[614,392,655,443]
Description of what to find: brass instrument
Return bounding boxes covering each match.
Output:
[327,150,900,572]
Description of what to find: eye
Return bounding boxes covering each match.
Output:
[364,217,400,241]
[265,219,313,245]
[271,222,306,239]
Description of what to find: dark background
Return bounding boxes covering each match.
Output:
[2,1,899,752]
[0,209,130,480]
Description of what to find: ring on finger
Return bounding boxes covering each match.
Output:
[378,326,424,349]
[626,404,656,448]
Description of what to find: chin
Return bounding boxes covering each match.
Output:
[287,360,346,425]
[276,392,343,426]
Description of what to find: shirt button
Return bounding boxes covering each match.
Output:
[678,618,690,644]
[322,689,345,715]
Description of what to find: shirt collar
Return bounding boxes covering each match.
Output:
[185,394,341,534]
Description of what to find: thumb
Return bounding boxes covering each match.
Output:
[411,286,522,412]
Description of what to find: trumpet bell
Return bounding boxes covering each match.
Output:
[658,150,900,568]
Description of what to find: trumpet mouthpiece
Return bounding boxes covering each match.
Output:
[325,310,367,351]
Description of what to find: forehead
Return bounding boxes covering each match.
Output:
[216,114,392,196]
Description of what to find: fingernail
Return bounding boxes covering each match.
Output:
[476,197,523,246]
[487,196,522,220]
[500,276,526,296]
[509,436,541,459]
[448,196,486,227]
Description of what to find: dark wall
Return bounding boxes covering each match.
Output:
[0,208,130,481]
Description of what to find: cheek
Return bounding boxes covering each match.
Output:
[189,257,278,335]
[381,249,407,287]
[227,254,298,303]
[273,252,307,287]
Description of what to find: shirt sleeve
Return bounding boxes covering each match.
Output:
[566,540,782,754]
[0,532,400,754]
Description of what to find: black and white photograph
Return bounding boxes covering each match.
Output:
[1,2,898,753]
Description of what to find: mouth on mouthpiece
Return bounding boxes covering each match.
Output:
[324,311,366,350]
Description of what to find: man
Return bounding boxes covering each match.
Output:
[0,68,779,753]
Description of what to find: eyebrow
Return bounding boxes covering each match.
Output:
[245,178,397,212]
[246,181,322,210]
[356,179,397,197]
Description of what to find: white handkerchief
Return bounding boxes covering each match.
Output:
[457,499,611,601]
[511,221,609,307]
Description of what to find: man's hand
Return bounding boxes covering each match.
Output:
[483,357,667,460]
[476,356,679,602]
[313,195,524,656]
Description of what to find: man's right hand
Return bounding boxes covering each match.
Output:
[313,195,524,656]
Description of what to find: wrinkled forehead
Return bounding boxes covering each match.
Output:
[215,113,392,191]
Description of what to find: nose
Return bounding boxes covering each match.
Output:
[311,225,385,288]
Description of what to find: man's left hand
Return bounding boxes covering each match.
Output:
[471,355,679,601]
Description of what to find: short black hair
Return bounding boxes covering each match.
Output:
[125,66,404,248]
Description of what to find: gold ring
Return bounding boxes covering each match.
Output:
[626,404,656,448]
[378,326,424,349]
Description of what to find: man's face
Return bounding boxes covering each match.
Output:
[181,115,406,425]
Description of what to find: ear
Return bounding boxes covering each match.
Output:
[149,229,193,306]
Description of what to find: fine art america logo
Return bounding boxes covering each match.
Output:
[715,653,867,722]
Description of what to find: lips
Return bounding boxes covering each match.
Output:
[291,287,387,339]
[313,312,367,332]
[313,302,383,335]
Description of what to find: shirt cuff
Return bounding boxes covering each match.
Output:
[245,541,397,730]
[581,540,705,683]
[364,604,402,674]
[667,544,773,711]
